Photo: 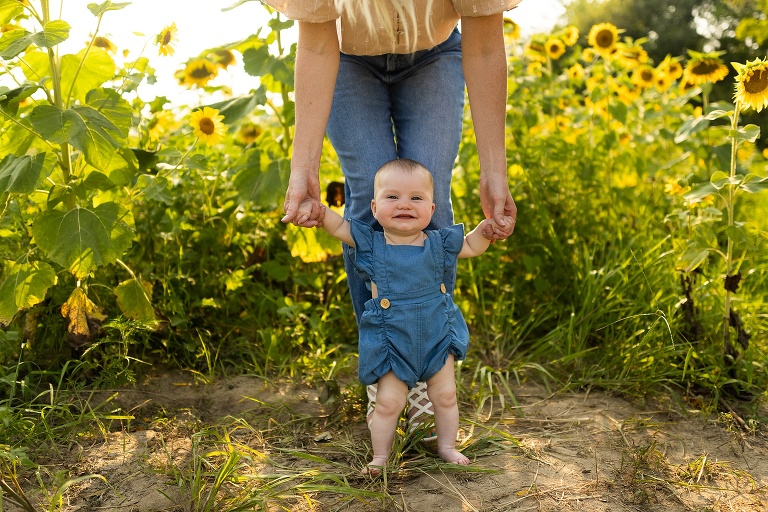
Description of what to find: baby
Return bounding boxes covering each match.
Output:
[311,158,493,474]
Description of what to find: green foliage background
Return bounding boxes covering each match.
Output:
[0,0,767,448]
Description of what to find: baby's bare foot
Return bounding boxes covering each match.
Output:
[362,455,388,476]
[437,447,470,465]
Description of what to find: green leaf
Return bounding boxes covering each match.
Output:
[115,277,154,321]
[135,174,172,204]
[86,88,132,138]
[61,48,116,104]
[703,109,731,120]
[0,84,38,116]
[684,181,718,202]
[29,104,123,170]
[740,174,768,193]
[674,115,710,143]
[0,153,56,194]
[0,21,70,59]
[607,101,627,125]
[233,155,283,208]
[725,225,747,245]
[207,90,267,124]
[87,1,131,16]
[709,171,729,190]
[31,20,71,48]
[31,203,134,279]
[730,124,760,143]
[0,0,24,25]
[0,120,35,156]
[0,28,31,59]
[0,260,57,326]
[676,244,712,272]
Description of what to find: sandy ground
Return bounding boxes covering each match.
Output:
[7,370,767,511]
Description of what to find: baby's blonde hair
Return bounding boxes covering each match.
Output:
[334,0,435,52]
[374,158,434,196]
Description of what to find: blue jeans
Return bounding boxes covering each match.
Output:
[326,28,465,323]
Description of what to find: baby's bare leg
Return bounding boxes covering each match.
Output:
[365,372,408,473]
[426,355,470,465]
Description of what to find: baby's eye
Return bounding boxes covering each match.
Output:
[411,196,423,201]
[387,195,398,200]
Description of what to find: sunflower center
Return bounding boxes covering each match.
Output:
[641,69,653,81]
[199,118,215,135]
[162,31,172,46]
[190,65,214,79]
[596,30,614,48]
[691,60,720,76]
[744,69,768,94]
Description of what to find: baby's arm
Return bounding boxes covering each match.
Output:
[319,205,355,247]
[458,219,494,258]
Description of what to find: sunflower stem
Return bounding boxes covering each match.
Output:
[722,101,740,357]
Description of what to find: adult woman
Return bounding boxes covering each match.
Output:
[276,0,520,438]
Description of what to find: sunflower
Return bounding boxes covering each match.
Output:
[683,50,729,85]
[631,65,656,89]
[658,55,683,80]
[588,22,621,57]
[212,49,236,69]
[655,72,673,92]
[189,107,226,146]
[581,47,597,63]
[527,61,543,76]
[545,38,566,60]
[147,110,177,141]
[92,36,117,53]
[524,39,547,63]
[156,22,178,57]
[237,122,262,145]
[181,58,218,87]
[560,26,579,47]
[733,58,768,113]
[615,40,648,70]
[503,17,521,39]
[567,63,585,81]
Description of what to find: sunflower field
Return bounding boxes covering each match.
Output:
[1,0,768,508]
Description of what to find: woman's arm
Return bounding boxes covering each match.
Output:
[460,14,517,239]
[281,20,340,227]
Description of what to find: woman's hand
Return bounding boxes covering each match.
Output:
[281,169,324,227]
[480,171,517,240]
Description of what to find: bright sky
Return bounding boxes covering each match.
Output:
[46,0,565,106]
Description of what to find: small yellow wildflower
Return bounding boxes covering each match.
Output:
[189,107,226,146]
[567,63,585,81]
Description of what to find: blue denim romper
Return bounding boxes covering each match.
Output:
[350,220,470,389]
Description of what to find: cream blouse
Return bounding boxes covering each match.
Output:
[261,0,522,55]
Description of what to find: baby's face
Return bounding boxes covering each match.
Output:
[372,169,435,235]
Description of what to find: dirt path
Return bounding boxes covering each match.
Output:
[10,371,766,511]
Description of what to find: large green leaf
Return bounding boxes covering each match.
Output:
[0,153,56,194]
[31,203,134,279]
[0,260,57,326]
[115,277,154,321]
[0,0,24,25]
[87,1,131,16]
[233,154,283,208]
[0,20,70,59]
[208,90,267,125]
[19,49,50,80]
[86,88,132,137]
[29,104,123,170]
[0,84,38,116]
[61,48,116,104]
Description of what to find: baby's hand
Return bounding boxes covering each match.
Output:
[479,218,496,240]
